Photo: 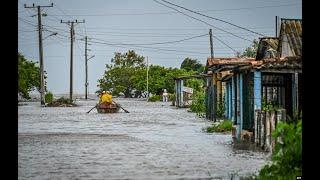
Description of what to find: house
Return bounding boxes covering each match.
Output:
[204,18,302,151]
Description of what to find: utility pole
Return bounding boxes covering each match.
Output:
[61,19,85,102]
[146,56,149,100]
[85,36,88,100]
[209,29,214,59]
[84,36,94,100]
[24,3,53,106]
[275,16,279,37]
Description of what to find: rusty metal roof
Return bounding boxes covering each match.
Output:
[206,57,256,67]
[277,18,302,57]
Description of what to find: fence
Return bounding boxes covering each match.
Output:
[254,109,286,152]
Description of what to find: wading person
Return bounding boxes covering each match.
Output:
[162,89,168,102]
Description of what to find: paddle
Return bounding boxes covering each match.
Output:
[112,100,129,113]
[87,103,99,113]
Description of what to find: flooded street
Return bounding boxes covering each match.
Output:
[18,98,268,179]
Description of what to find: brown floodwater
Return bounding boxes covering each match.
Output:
[18,98,268,179]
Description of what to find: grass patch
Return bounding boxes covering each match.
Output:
[204,120,232,133]
[46,97,77,107]
[148,95,161,102]
[45,91,53,104]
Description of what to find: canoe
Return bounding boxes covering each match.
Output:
[96,103,120,113]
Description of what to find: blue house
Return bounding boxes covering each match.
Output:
[205,18,302,149]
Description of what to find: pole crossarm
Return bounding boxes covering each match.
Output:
[24,3,53,8]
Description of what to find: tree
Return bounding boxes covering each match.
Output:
[18,53,46,99]
[97,51,195,98]
[180,58,204,72]
[236,39,259,58]
[97,50,146,98]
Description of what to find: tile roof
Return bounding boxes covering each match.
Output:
[277,19,302,57]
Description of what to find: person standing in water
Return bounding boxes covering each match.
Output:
[162,89,168,102]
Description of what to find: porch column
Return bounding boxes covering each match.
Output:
[212,73,217,121]
[239,73,243,135]
[254,71,262,110]
[231,76,236,123]
[228,81,232,120]
[175,80,178,107]
[292,73,299,113]
[236,73,243,139]
[253,70,262,144]
[224,82,228,118]
[179,79,184,107]
[217,73,222,107]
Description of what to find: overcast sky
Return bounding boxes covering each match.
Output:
[18,0,301,95]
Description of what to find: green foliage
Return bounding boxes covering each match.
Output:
[47,97,76,107]
[168,93,175,101]
[97,51,193,98]
[190,91,206,117]
[205,120,232,133]
[258,119,302,179]
[148,95,161,102]
[185,78,204,93]
[97,50,145,98]
[216,95,226,118]
[18,52,47,99]
[236,39,259,58]
[261,99,281,111]
[45,92,53,104]
[180,57,204,72]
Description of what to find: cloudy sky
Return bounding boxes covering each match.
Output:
[18,0,301,95]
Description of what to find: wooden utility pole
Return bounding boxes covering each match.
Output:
[61,19,85,102]
[84,36,94,100]
[209,29,214,59]
[146,56,149,100]
[85,36,88,99]
[24,3,53,106]
[275,16,278,37]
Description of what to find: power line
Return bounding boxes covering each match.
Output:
[90,33,207,46]
[46,3,300,16]
[213,36,238,54]
[159,0,266,36]
[86,39,210,55]
[153,0,252,42]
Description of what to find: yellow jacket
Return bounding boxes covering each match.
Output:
[101,93,112,103]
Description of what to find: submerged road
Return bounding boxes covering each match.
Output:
[18,98,268,179]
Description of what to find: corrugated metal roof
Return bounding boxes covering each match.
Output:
[277,19,302,57]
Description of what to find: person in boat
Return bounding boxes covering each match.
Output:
[99,90,113,108]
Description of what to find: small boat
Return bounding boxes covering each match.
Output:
[96,103,120,113]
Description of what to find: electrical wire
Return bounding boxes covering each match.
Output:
[153,0,252,42]
[159,0,266,36]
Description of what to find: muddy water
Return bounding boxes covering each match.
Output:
[18,98,268,179]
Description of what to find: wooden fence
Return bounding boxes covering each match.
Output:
[254,109,286,152]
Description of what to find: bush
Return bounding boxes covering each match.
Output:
[45,92,53,104]
[205,120,232,133]
[190,91,205,117]
[148,95,161,102]
[216,95,226,118]
[46,97,77,107]
[168,93,175,101]
[258,119,302,179]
